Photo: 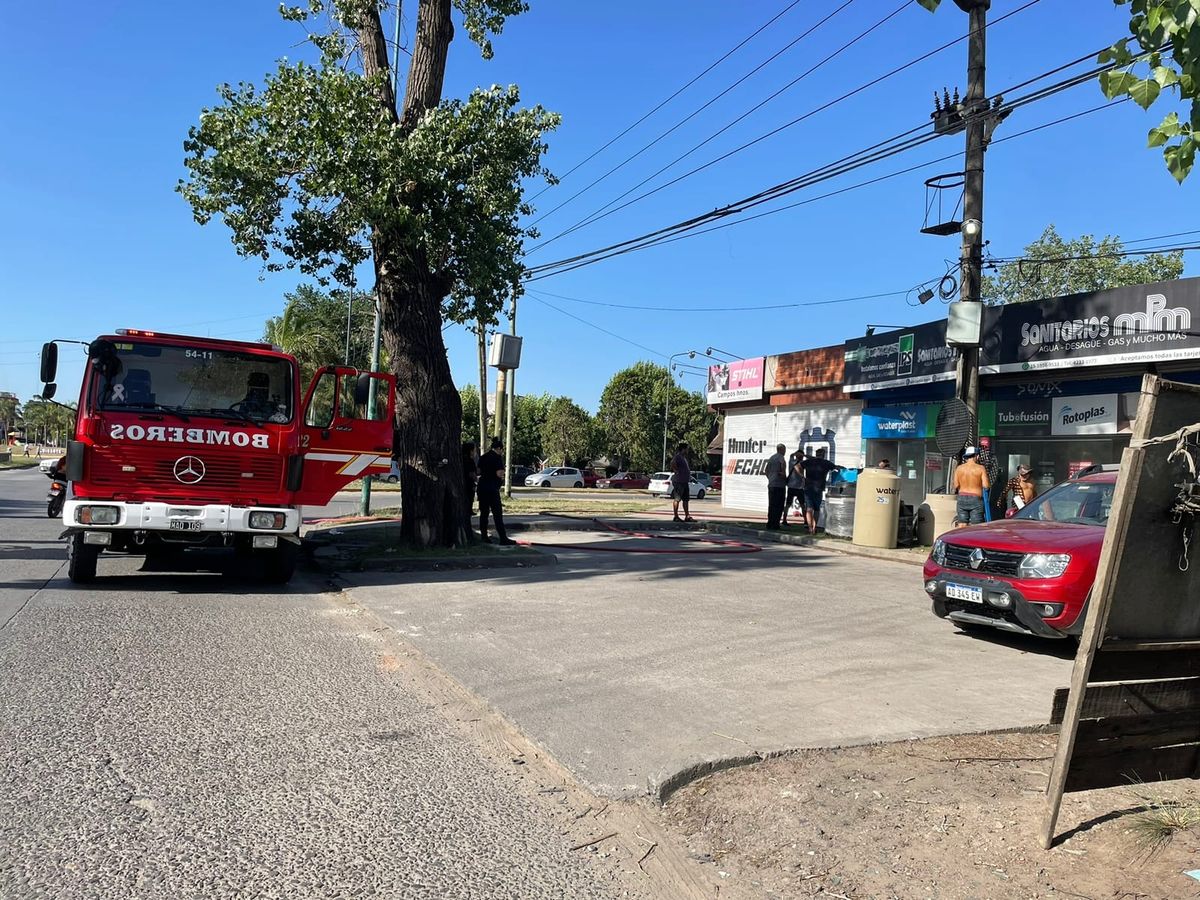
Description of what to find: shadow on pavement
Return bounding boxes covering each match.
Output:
[348,535,831,588]
[946,622,1079,659]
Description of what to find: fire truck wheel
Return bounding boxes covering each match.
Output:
[262,543,299,584]
[68,533,100,583]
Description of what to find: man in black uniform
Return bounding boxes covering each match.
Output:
[477,437,516,545]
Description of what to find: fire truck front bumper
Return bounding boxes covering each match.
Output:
[63,500,301,540]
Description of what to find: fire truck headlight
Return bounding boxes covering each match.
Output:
[249,511,287,530]
[77,505,120,526]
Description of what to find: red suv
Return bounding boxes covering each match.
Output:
[923,468,1117,639]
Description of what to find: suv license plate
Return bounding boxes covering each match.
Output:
[946,583,983,603]
[169,519,203,531]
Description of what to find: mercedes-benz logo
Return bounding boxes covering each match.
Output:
[173,456,206,485]
[969,547,985,570]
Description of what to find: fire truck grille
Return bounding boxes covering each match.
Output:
[88,446,283,499]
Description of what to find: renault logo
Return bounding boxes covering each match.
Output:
[173,456,206,485]
[969,547,985,570]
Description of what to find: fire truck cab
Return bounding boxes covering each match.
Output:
[40,330,395,584]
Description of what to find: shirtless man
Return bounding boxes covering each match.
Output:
[953,446,990,527]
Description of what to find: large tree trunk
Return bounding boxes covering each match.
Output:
[356,0,464,547]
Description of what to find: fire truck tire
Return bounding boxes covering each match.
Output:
[68,533,100,583]
[262,543,299,584]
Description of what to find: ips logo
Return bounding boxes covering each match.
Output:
[897,334,914,376]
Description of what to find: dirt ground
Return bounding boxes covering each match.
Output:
[659,731,1200,900]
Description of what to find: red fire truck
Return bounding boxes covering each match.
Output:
[39,329,395,585]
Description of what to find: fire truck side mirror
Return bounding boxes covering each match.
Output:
[42,383,57,400]
[354,372,372,408]
[40,342,58,384]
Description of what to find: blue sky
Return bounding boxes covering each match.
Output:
[2,0,1196,411]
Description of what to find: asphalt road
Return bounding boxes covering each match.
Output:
[0,469,629,899]
[344,528,1074,800]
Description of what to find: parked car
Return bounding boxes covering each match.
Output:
[596,471,650,490]
[711,473,722,491]
[510,465,534,483]
[648,472,706,499]
[692,472,714,490]
[39,457,57,475]
[582,468,605,488]
[923,469,1117,639]
[526,467,585,488]
[373,459,400,483]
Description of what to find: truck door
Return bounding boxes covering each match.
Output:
[294,366,395,505]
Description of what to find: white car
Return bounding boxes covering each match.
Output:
[525,467,585,488]
[39,457,58,474]
[648,472,705,499]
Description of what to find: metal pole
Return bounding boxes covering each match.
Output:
[345,284,353,366]
[954,0,988,419]
[359,291,383,515]
[662,372,672,471]
[503,297,517,498]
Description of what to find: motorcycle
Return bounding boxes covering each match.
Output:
[46,467,67,519]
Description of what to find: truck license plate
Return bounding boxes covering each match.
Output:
[168,519,203,531]
[946,583,983,603]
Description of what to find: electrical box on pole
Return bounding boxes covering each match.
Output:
[488,334,523,370]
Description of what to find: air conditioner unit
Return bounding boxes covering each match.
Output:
[488,333,523,370]
[946,302,982,347]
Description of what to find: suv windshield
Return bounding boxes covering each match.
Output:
[1015,479,1115,527]
[95,341,293,424]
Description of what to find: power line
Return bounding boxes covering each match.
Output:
[526,0,807,205]
[526,286,911,312]
[528,0,857,228]
[523,52,1152,282]
[524,294,669,360]
[527,0,1046,256]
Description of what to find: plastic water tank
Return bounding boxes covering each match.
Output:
[823,495,855,538]
[917,493,959,545]
[852,468,902,548]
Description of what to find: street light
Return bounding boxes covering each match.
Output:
[664,350,697,469]
[705,346,742,360]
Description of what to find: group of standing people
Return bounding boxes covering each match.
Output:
[951,445,1038,527]
[765,444,839,533]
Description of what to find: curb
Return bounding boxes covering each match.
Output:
[652,722,1061,805]
[705,522,928,568]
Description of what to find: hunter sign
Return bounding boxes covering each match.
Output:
[980,277,1200,374]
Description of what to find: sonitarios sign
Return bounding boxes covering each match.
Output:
[707,357,765,404]
[980,278,1200,374]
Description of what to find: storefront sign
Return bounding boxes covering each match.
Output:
[993,400,1052,435]
[861,404,939,438]
[707,357,765,404]
[1051,393,1117,436]
[843,320,956,392]
[980,278,1200,374]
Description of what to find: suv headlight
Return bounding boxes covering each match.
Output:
[931,539,947,565]
[1018,553,1071,579]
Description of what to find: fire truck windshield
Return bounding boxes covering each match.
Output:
[94,341,293,425]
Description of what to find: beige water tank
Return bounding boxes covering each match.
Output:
[917,493,959,545]
[853,468,902,548]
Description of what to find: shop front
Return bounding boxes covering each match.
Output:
[722,400,863,512]
[977,383,1140,491]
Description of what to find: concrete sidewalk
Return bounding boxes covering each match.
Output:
[342,527,1073,801]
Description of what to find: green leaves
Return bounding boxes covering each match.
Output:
[1164,137,1197,181]
[981,224,1185,305]
[178,9,559,328]
[915,0,941,11]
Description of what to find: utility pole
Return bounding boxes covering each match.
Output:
[503,297,517,498]
[359,1,402,516]
[359,291,382,515]
[953,0,989,417]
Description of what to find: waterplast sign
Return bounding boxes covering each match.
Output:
[1051,393,1117,436]
[707,357,765,404]
[861,405,929,439]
